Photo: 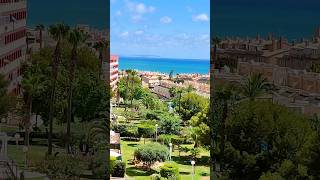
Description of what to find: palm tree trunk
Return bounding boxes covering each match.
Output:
[25,96,32,147]
[39,30,43,49]
[67,49,77,154]
[48,41,60,155]
[124,75,129,111]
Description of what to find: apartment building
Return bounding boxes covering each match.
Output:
[110,55,119,91]
[0,0,27,95]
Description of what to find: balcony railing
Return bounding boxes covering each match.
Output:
[0,0,27,13]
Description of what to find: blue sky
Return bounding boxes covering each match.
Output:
[110,0,210,59]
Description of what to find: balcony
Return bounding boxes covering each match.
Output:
[0,1,27,14]
[0,37,26,55]
[0,20,26,34]
[0,55,24,75]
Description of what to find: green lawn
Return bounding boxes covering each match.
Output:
[8,145,48,169]
[121,139,210,180]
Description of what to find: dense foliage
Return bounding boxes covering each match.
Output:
[220,101,316,179]
[134,143,169,168]
[160,161,180,180]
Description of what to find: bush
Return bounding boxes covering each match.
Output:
[160,161,180,180]
[138,123,156,143]
[125,125,139,138]
[90,152,109,178]
[134,143,169,168]
[35,155,88,179]
[158,134,178,146]
[111,160,126,177]
[150,173,162,180]
[159,114,181,135]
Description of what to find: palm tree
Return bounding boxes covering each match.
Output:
[210,36,220,179]
[89,111,109,179]
[128,70,138,106]
[47,23,70,155]
[177,88,183,113]
[242,73,268,101]
[21,67,44,148]
[35,24,45,49]
[66,28,87,153]
[93,41,107,79]
[186,84,193,93]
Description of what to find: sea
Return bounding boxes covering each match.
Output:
[119,57,209,75]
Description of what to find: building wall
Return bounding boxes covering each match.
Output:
[238,61,320,94]
[110,55,119,91]
[0,0,27,95]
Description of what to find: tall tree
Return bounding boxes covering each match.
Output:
[93,41,107,79]
[48,23,70,155]
[35,24,45,49]
[21,66,45,148]
[210,36,221,179]
[66,28,87,153]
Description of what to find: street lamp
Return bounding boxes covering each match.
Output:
[155,124,158,142]
[191,160,195,180]
[169,143,172,161]
[14,133,20,146]
[22,146,28,169]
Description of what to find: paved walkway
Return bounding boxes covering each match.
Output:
[21,170,48,179]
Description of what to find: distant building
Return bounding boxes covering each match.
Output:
[110,55,119,91]
[0,0,27,95]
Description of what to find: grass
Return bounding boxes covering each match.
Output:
[121,139,210,180]
[8,145,48,169]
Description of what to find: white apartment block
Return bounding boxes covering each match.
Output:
[0,0,27,95]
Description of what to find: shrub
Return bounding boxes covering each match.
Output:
[158,134,178,146]
[160,161,180,180]
[111,160,126,177]
[134,143,169,168]
[138,123,156,143]
[35,155,87,179]
[159,114,181,135]
[90,152,109,178]
[150,173,162,180]
[190,148,200,159]
[125,125,139,138]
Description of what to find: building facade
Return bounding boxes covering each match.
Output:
[0,0,27,95]
[110,55,119,91]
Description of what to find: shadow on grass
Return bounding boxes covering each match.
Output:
[127,143,139,147]
[179,171,191,175]
[126,167,156,176]
[172,155,210,166]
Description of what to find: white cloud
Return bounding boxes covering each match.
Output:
[192,13,209,22]
[131,15,142,22]
[135,30,144,35]
[116,10,122,16]
[120,31,129,37]
[160,16,172,24]
[126,1,155,14]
